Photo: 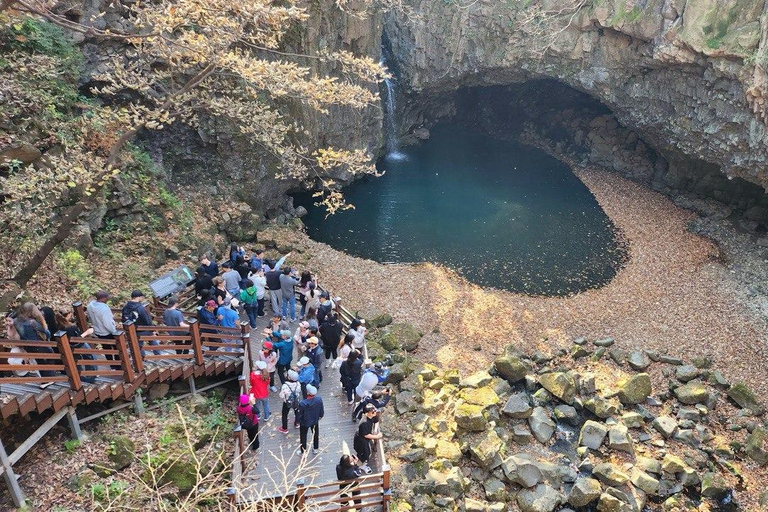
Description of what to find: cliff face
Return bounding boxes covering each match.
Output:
[384,0,768,192]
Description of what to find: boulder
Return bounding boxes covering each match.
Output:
[380,323,422,352]
[579,420,608,450]
[435,440,462,463]
[616,373,652,405]
[651,416,678,438]
[593,338,615,347]
[727,382,764,414]
[528,407,556,443]
[675,365,699,382]
[494,350,531,383]
[592,463,630,486]
[661,454,686,474]
[502,392,533,418]
[148,383,170,400]
[568,477,602,508]
[161,458,197,493]
[454,402,487,431]
[0,142,42,164]
[700,472,730,499]
[745,428,768,465]
[554,404,579,425]
[512,423,533,444]
[627,351,651,370]
[607,424,634,454]
[385,363,407,385]
[516,483,562,512]
[584,397,620,419]
[108,436,135,470]
[369,312,393,328]
[539,372,576,404]
[395,391,418,414]
[673,382,709,405]
[470,430,504,469]
[621,412,645,428]
[460,371,493,388]
[484,477,509,502]
[459,386,499,407]
[631,469,659,495]
[502,455,542,488]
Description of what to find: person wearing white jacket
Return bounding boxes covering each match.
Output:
[278,370,302,433]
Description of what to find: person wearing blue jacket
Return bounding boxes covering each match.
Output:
[297,384,324,455]
[305,337,323,387]
[272,330,294,384]
[297,356,316,398]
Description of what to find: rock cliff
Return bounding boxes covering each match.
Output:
[384,0,768,193]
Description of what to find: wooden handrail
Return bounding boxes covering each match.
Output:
[113,331,135,382]
[189,320,204,365]
[123,321,144,374]
[72,301,88,333]
[54,330,82,390]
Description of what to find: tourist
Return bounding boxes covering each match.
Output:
[239,279,259,328]
[348,319,366,350]
[278,369,302,433]
[265,265,283,317]
[259,341,278,392]
[194,269,214,298]
[88,291,120,364]
[336,454,364,507]
[236,394,260,451]
[13,302,56,380]
[280,268,299,322]
[228,243,245,267]
[304,283,321,320]
[198,254,219,278]
[162,296,189,354]
[235,255,251,281]
[335,333,355,369]
[353,403,382,474]
[355,361,385,401]
[212,277,227,306]
[217,300,239,329]
[305,308,319,330]
[247,266,267,317]
[305,336,323,387]
[55,311,97,383]
[319,313,343,368]
[297,271,314,319]
[293,321,311,357]
[269,314,289,334]
[296,384,324,455]
[353,388,392,422]
[199,300,218,334]
[316,293,334,325]
[122,290,161,356]
[249,249,264,273]
[222,262,242,297]
[297,355,315,398]
[250,360,271,421]
[197,288,214,308]
[272,329,294,384]
[340,350,363,405]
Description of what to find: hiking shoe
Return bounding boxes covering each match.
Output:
[277,427,289,434]
[294,422,300,429]
[312,448,319,455]
[296,447,305,456]
[360,463,372,474]
[270,386,278,392]
[325,361,330,368]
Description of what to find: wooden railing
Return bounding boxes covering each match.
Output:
[0,302,249,393]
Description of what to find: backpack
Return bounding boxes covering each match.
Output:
[239,407,258,429]
[287,384,300,412]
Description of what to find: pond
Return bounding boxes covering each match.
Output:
[294,124,626,296]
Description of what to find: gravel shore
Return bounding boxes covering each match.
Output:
[287,166,768,400]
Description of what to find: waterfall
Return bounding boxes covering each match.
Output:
[381,60,405,161]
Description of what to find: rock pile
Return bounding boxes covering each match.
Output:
[387,339,768,511]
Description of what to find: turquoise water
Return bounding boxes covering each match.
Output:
[294,125,626,296]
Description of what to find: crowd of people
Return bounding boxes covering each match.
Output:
[2,243,391,497]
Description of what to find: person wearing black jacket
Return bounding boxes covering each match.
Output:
[197,254,219,278]
[319,314,343,368]
[340,350,363,405]
[352,389,391,421]
[336,454,364,507]
[121,290,158,356]
[195,270,214,297]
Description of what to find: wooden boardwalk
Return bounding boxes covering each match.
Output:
[235,310,386,506]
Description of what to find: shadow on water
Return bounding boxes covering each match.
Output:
[295,123,628,296]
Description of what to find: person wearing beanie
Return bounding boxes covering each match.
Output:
[236,394,260,452]
[297,356,315,398]
[353,403,382,473]
[278,369,302,433]
[272,329,294,384]
[250,360,271,421]
[297,384,324,455]
[259,341,278,392]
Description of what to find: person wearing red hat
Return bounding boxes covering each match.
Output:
[259,342,278,392]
